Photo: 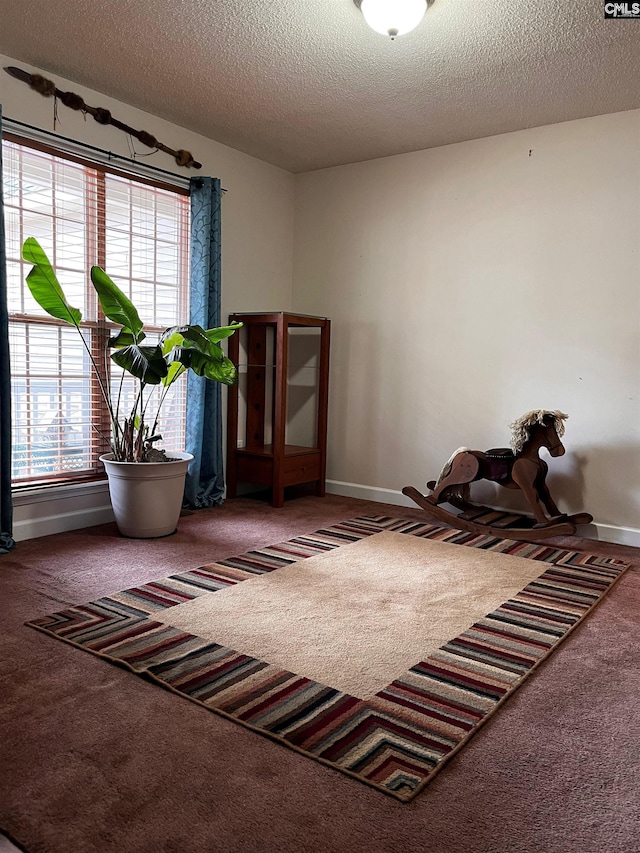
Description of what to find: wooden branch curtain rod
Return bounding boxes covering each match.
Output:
[4,65,202,170]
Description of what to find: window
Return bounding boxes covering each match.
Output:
[2,135,191,487]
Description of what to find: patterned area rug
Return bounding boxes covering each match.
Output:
[27,517,629,802]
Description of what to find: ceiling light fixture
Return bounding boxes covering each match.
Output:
[357,0,428,40]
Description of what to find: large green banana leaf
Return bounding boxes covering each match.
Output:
[161,323,242,353]
[108,330,147,348]
[204,323,243,343]
[167,347,238,384]
[111,344,168,384]
[22,238,82,326]
[90,267,144,340]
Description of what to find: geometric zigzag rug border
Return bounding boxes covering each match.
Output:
[26,516,630,803]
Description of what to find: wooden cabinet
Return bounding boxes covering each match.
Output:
[226,312,330,507]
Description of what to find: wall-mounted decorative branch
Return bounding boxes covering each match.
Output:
[4,65,202,169]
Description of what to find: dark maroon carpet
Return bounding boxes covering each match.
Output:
[1,494,639,853]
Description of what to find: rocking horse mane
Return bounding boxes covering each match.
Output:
[509,409,568,454]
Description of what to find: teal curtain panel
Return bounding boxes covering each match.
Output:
[184,177,225,507]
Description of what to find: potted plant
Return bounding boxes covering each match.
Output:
[21,237,241,538]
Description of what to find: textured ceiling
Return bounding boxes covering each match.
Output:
[1,0,639,172]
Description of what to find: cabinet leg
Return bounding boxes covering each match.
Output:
[272,487,285,508]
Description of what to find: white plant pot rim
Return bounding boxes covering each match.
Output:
[100,451,193,467]
[100,451,193,481]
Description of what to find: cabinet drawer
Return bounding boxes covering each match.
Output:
[282,453,321,486]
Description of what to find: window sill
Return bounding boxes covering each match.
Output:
[12,479,109,506]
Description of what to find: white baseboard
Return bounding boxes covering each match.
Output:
[11,477,639,548]
[13,506,115,541]
[326,479,640,548]
[12,481,114,541]
[326,479,419,508]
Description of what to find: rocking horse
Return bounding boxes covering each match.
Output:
[403,410,593,541]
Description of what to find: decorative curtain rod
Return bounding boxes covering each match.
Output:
[3,116,193,189]
[4,65,202,170]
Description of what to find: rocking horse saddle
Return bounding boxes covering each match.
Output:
[481,447,515,483]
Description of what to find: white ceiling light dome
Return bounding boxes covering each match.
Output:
[360,0,428,39]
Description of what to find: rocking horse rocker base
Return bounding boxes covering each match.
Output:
[401,486,591,542]
[404,410,593,542]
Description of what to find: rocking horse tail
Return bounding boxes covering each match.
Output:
[426,480,471,503]
[445,483,472,503]
[434,447,470,487]
[428,448,472,503]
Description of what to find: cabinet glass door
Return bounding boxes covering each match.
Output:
[285,327,322,450]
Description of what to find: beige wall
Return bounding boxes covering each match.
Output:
[293,111,640,539]
[3,55,640,542]
[1,53,296,538]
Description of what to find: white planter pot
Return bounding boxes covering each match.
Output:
[100,452,194,539]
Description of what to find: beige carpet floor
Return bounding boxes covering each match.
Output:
[159,530,555,699]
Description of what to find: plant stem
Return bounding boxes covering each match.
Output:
[151,366,185,435]
[73,326,120,457]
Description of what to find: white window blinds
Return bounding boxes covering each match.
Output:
[3,135,191,486]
